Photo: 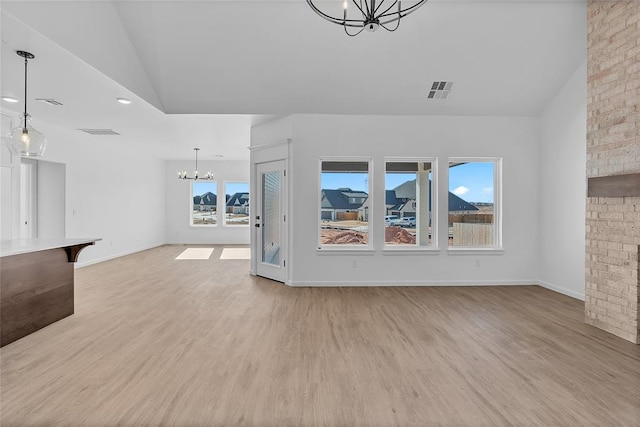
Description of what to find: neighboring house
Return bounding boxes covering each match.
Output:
[386,180,479,219]
[193,192,217,211]
[321,188,368,221]
[226,192,250,214]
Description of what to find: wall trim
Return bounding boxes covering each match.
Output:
[286,279,537,287]
[248,138,292,152]
[536,280,584,301]
[74,242,165,269]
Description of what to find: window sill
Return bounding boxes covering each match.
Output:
[189,224,218,228]
[382,247,440,255]
[447,247,504,255]
[316,247,375,255]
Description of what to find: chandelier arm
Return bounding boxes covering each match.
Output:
[376,0,399,19]
[380,19,401,32]
[307,1,363,26]
[378,0,428,20]
[374,0,395,15]
[356,0,369,17]
[344,24,366,36]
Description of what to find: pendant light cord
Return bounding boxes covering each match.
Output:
[23,55,28,128]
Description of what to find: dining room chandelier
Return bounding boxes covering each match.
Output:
[178,148,213,181]
[6,50,47,157]
[306,0,428,36]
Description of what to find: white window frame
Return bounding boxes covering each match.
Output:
[223,181,250,227]
[447,157,502,252]
[189,181,218,228]
[383,157,439,252]
[317,156,374,252]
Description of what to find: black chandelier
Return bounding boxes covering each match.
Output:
[306,0,429,36]
[178,148,213,181]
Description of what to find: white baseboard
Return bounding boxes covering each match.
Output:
[536,280,584,301]
[74,243,165,269]
[287,279,537,287]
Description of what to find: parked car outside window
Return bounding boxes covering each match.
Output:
[399,216,416,227]
[385,215,400,226]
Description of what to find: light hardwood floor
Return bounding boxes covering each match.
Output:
[1,245,639,426]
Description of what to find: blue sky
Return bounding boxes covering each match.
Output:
[321,162,494,203]
[193,182,249,197]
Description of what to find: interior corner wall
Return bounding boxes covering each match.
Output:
[7,116,167,267]
[287,115,540,286]
[165,160,250,245]
[538,61,587,300]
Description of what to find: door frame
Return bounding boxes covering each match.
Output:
[252,159,288,283]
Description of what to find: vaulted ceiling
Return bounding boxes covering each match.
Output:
[0,1,586,159]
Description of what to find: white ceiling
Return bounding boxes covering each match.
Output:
[0,0,586,160]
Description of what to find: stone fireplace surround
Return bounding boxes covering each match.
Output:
[585,1,639,344]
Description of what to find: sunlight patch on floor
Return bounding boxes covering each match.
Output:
[220,248,251,260]
[175,248,214,260]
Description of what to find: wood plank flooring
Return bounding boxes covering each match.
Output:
[1,245,639,426]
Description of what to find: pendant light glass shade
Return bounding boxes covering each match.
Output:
[7,115,47,157]
[5,50,47,157]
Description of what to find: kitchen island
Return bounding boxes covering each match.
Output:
[0,238,100,347]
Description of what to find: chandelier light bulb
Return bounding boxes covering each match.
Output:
[343,0,348,10]
[21,129,30,145]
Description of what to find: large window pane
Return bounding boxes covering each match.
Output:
[320,160,370,246]
[385,161,433,247]
[191,182,217,226]
[225,182,249,226]
[448,161,497,247]
[262,171,280,265]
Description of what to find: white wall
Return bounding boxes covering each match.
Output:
[252,114,540,286]
[165,160,250,244]
[538,61,587,300]
[37,160,66,239]
[0,113,166,266]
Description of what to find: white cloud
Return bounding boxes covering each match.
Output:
[482,187,493,194]
[452,186,469,196]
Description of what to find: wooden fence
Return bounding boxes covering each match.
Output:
[448,213,493,224]
[336,212,358,221]
[452,223,494,246]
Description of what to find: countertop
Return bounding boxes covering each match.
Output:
[0,238,101,258]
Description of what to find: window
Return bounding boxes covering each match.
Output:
[191,182,217,226]
[385,160,435,248]
[319,159,371,248]
[224,182,249,226]
[448,159,501,248]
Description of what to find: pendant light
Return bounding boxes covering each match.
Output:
[6,50,47,157]
[178,148,214,181]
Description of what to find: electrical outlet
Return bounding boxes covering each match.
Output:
[352,260,358,268]
[475,259,481,267]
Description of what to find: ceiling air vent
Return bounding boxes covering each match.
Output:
[427,81,453,100]
[36,98,63,106]
[78,129,121,136]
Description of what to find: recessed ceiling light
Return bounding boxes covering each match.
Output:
[2,96,19,103]
[116,97,132,105]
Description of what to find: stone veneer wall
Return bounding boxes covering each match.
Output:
[586,1,640,344]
